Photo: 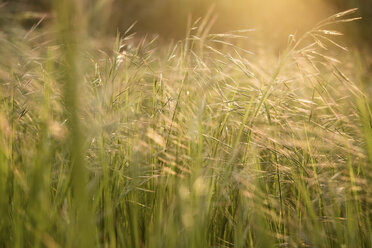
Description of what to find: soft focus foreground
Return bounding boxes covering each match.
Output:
[0,2,372,248]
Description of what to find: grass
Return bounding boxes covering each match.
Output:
[0,2,371,247]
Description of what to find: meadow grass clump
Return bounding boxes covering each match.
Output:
[0,3,371,248]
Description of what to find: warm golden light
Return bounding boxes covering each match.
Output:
[1,1,371,248]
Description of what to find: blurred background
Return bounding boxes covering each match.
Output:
[1,0,371,47]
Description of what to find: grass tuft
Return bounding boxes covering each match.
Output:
[0,4,371,248]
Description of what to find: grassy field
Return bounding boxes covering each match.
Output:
[0,3,372,248]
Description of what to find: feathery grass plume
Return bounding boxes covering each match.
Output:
[0,5,371,248]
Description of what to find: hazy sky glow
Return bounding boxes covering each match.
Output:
[109,0,337,46]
